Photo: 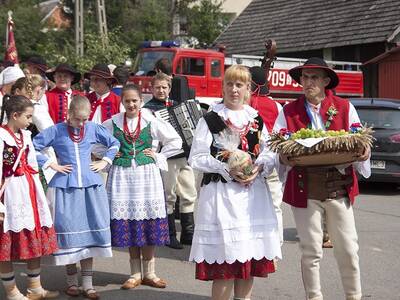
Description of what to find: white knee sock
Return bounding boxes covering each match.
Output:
[129,259,142,280]
[1,272,24,300]
[142,258,159,281]
[26,268,45,294]
[66,264,79,288]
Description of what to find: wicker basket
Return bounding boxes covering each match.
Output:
[269,128,374,167]
[288,151,358,167]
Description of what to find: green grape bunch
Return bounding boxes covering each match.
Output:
[290,128,348,140]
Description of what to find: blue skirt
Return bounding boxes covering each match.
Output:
[111,218,169,247]
[54,185,111,249]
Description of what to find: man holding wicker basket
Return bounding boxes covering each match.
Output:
[272,57,371,300]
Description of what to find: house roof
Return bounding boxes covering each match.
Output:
[215,0,400,56]
[364,45,400,65]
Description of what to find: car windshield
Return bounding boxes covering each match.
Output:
[356,108,400,129]
[132,51,174,76]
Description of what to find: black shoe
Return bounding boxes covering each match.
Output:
[167,213,184,249]
[180,212,194,245]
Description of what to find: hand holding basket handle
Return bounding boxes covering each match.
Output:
[355,145,371,162]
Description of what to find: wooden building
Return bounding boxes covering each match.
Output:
[214,0,400,97]
[364,47,400,99]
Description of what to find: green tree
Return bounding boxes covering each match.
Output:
[185,0,230,46]
[36,28,131,73]
[0,0,45,60]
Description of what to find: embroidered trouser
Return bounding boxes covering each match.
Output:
[162,157,197,214]
[266,169,283,244]
[292,197,361,300]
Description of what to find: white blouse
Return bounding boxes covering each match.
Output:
[102,110,182,171]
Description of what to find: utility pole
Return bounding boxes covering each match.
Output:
[171,0,180,39]
[75,0,108,56]
[96,0,108,47]
[75,0,84,56]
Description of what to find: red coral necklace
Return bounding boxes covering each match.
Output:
[67,123,85,143]
[123,111,141,144]
[224,119,252,152]
[2,125,24,149]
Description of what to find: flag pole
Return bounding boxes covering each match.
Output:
[5,11,12,48]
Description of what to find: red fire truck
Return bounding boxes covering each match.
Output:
[130,41,364,106]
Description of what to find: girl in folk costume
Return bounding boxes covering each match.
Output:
[12,75,53,136]
[41,64,83,124]
[84,64,121,124]
[188,65,282,300]
[0,96,58,300]
[11,76,56,191]
[33,95,120,299]
[103,84,182,289]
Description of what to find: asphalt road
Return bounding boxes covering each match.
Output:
[2,182,400,300]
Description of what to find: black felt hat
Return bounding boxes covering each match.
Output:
[289,57,339,89]
[46,63,81,85]
[25,55,49,74]
[249,66,269,95]
[84,63,116,83]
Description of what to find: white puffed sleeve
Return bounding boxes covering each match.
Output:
[188,118,232,182]
[151,118,182,171]
[255,126,279,177]
[271,109,292,182]
[348,103,371,178]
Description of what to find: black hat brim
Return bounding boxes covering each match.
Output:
[46,64,81,85]
[289,65,339,89]
[83,70,117,84]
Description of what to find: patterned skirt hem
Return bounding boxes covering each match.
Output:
[0,226,58,261]
[111,218,169,247]
[195,257,275,281]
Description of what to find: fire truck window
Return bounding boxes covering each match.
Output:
[211,60,221,77]
[178,57,205,76]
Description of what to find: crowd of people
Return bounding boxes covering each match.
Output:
[0,54,370,300]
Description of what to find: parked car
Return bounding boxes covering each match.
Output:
[350,98,400,183]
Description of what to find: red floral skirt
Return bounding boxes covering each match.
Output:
[0,226,58,261]
[196,257,275,281]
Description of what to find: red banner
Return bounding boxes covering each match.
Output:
[4,12,19,64]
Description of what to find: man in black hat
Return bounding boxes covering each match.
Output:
[273,57,370,300]
[84,63,121,123]
[43,63,83,123]
[25,55,48,76]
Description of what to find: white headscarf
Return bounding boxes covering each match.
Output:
[0,66,25,87]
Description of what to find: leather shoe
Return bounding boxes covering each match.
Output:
[121,278,141,290]
[27,289,60,299]
[82,289,99,300]
[142,277,167,288]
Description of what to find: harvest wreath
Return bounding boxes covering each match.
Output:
[268,123,374,167]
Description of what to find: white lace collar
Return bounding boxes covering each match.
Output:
[0,127,32,148]
[212,103,258,127]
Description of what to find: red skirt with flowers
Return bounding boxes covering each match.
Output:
[196,257,275,281]
[0,225,58,261]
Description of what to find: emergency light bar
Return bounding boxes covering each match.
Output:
[139,41,180,48]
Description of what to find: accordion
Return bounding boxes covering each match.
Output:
[154,99,203,156]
